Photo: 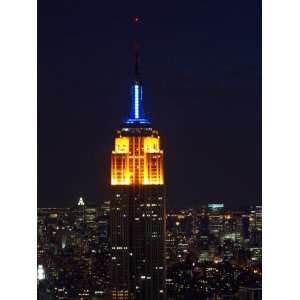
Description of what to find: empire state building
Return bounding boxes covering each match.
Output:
[110,18,166,300]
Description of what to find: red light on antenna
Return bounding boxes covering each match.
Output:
[133,16,140,24]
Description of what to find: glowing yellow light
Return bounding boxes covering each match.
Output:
[144,137,159,153]
[213,256,222,264]
[111,133,164,185]
[112,289,129,300]
[114,137,129,153]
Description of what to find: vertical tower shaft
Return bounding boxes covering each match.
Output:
[110,17,166,300]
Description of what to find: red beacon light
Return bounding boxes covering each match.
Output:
[133,16,140,24]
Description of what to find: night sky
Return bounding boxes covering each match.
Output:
[38,0,261,209]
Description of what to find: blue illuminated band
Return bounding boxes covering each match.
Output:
[134,84,139,119]
[126,82,150,124]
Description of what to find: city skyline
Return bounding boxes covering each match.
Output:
[38,1,261,210]
[37,202,262,299]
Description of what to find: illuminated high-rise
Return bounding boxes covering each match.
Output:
[110,18,166,300]
[208,203,224,239]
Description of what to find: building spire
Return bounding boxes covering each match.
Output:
[133,16,141,83]
[126,17,150,125]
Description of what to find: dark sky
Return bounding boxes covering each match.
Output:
[38,0,261,209]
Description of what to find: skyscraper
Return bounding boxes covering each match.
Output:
[208,203,224,239]
[109,18,166,300]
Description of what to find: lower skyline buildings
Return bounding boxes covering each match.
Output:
[37,201,261,299]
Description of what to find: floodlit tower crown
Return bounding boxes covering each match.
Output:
[111,17,164,186]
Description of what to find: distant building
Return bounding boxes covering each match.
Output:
[198,212,209,234]
[198,234,212,262]
[249,206,262,233]
[84,206,98,230]
[249,206,262,248]
[208,203,224,238]
[241,214,250,241]
[99,200,110,243]
[239,286,262,300]
[222,213,244,247]
[249,247,262,263]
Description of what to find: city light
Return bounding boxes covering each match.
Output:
[208,203,224,209]
[37,265,45,281]
[78,197,85,206]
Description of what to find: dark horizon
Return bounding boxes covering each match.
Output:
[38,1,261,209]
